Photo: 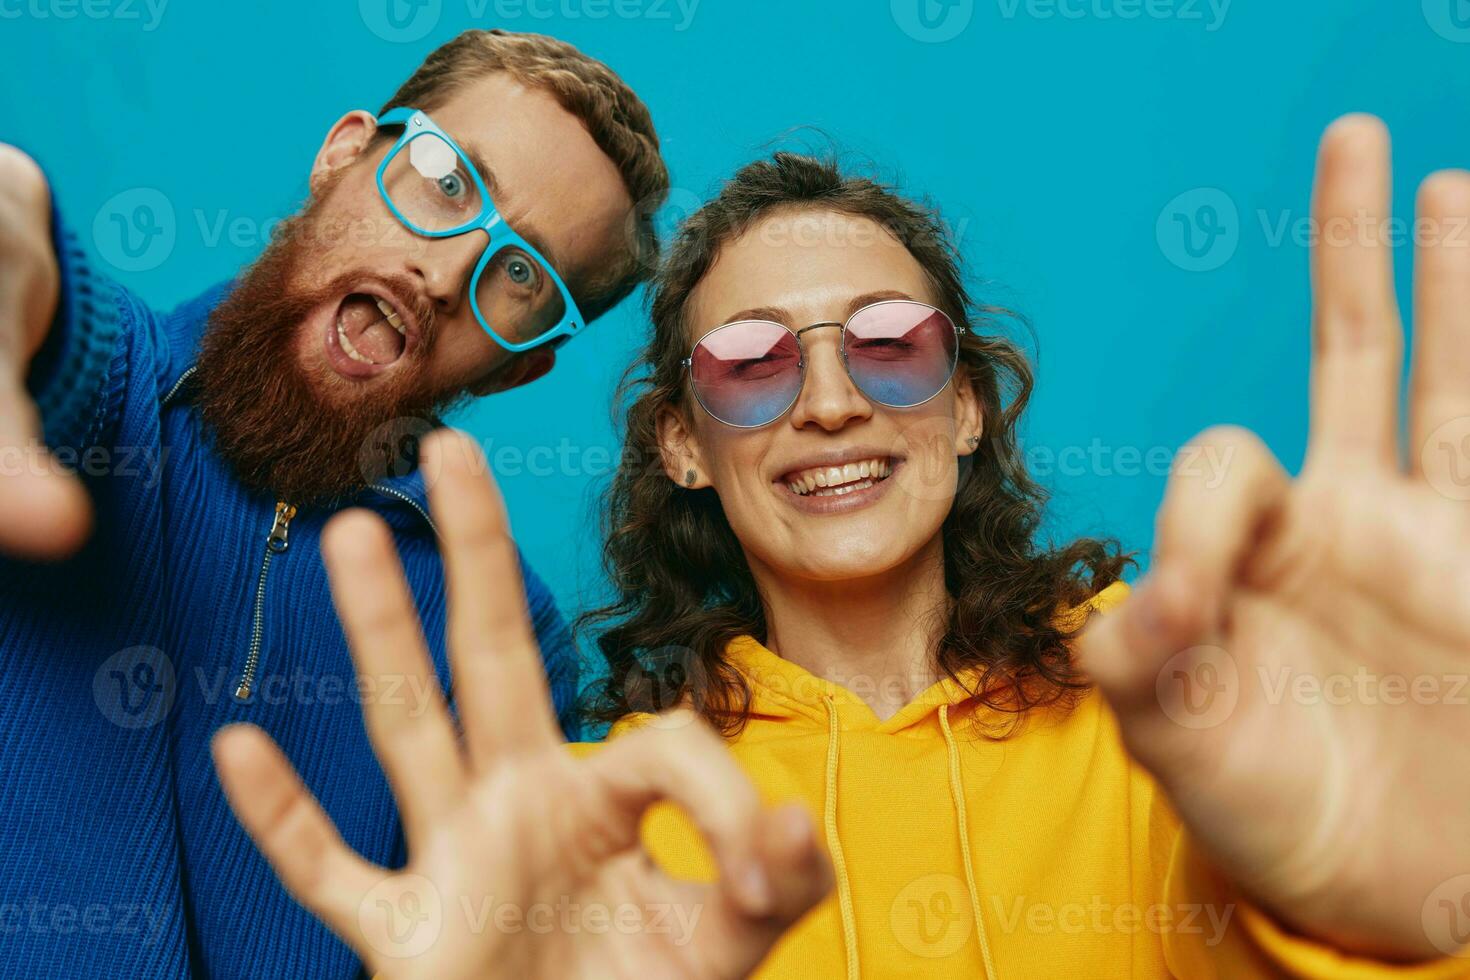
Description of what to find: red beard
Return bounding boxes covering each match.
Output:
[194,194,459,505]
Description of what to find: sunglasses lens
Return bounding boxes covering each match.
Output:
[689,320,802,427]
[844,301,959,407]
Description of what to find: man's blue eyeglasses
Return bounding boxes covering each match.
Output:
[374,107,585,353]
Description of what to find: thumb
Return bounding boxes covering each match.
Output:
[701,803,832,979]
[1076,427,1287,748]
[0,370,92,559]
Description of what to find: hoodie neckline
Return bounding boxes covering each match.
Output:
[722,580,1131,735]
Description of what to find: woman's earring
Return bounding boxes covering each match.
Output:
[966,436,980,451]
[684,469,698,487]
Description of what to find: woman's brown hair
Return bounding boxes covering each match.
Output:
[580,151,1131,735]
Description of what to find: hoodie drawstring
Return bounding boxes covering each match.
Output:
[822,695,860,980]
[939,703,998,980]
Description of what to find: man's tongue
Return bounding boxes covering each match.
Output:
[338,294,406,365]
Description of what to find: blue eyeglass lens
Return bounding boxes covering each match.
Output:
[843,302,958,407]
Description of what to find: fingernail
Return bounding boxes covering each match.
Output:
[780,806,812,848]
[739,861,771,915]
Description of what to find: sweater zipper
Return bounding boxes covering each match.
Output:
[234,501,297,701]
[369,484,439,536]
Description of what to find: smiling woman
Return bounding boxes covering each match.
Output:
[583,151,1131,735]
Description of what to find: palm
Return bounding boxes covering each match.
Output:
[1081,116,1470,962]
[213,432,829,980]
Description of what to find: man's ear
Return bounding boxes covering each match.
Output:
[468,349,556,397]
[953,364,984,455]
[309,110,379,196]
[656,403,710,489]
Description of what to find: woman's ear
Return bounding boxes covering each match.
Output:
[309,110,379,196]
[656,404,711,489]
[953,365,985,456]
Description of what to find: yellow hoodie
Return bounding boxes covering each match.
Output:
[587,583,1466,979]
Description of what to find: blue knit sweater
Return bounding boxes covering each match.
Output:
[0,192,581,978]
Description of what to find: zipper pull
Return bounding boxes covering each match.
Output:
[267,502,297,554]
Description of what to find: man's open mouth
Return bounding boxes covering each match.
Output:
[337,294,408,365]
[322,287,419,379]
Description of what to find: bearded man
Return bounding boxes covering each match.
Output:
[0,29,666,979]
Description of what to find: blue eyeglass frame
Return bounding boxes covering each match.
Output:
[373,107,585,353]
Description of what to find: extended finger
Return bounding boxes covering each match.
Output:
[212,724,380,940]
[1079,427,1288,717]
[422,429,560,764]
[0,374,91,558]
[1409,170,1470,488]
[322,509,464,840]
[585,713,772,915]
[1307,114,1404,470]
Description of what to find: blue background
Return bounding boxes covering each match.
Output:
[5,0,1469,619]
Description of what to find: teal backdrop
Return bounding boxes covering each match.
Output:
[5,0,1469,629]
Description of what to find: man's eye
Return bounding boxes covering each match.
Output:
[499,254,540,290]
[436,172,468,200]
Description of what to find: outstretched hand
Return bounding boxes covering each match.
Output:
[0,144,90,559]
[1080,115,1470,962]
[213,431,831,979]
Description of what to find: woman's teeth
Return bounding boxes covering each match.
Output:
[786,458,892,496]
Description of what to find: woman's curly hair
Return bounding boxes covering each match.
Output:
[580,151,1131,736]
